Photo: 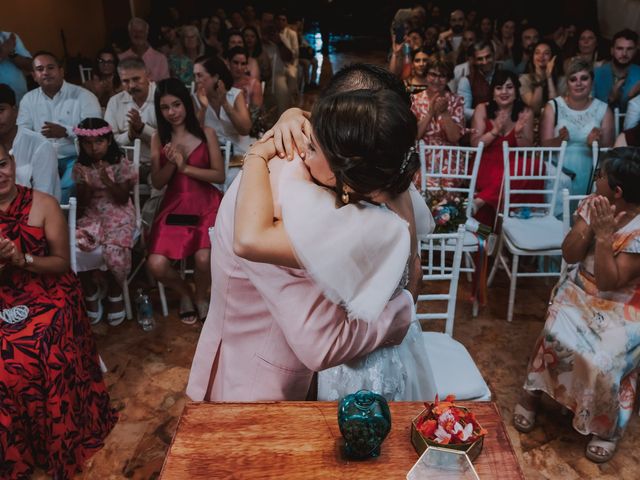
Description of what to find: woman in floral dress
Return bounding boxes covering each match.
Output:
[513,147,640,463]
[73,118,138,326]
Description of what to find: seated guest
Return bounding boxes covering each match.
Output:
[404,47,430,95]
[83,48,122,109]
[513,147,640,463]
[0,31,32,103]
[147,78,225,324]
[168,25,203,85]
[519,41,564,116]
[389,28,425,79]
[458,41,498,121]
[0,83,60,199]
[470,70,535,226]
[119,17,170,82]
[224,30,261,81]
[194,56,252,156]
[227,46,263,110]
[105,57,157,167]
[17,51,101,203]
[243,25,271,84]
[494,18,517,61]
[564,27,605,73]
[411,58,464,149]
[541,58,613,200]
[0,145,117,478]
[593,29,640,113]
[446,29,476,72]
[203,15,226,57]
[437,9,466,54]
[73,118,138,326]
[502,27,539,75]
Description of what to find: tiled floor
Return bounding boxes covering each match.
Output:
[35,39,640,479]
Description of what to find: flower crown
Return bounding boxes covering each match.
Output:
[73,125,112,137]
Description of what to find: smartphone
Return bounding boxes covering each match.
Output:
[166,214,199,226]
[394,25,405,45]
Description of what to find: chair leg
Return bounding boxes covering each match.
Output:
[158,282,169,317]
[464,251,473,282]
[487,240,503,287]
[123,278,133,320]
[472,298,479,318]
[507,254,520,322]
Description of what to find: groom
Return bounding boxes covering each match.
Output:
[187,65,419,402]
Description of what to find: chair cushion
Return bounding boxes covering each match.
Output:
[422,332,491,401]
[502,216,563,251]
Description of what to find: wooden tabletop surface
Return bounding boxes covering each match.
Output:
[160,401,524,479]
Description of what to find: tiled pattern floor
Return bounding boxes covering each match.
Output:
[33,40,640,479]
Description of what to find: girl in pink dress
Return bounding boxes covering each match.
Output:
[147,78,225,324]
[73,118,138,326]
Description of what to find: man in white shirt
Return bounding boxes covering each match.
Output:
[438,9,466,54]
[457,42,497,121]
[17,51,101,203]
[119,18,169,83]
[104,56,157,165]
[0,83,60,200]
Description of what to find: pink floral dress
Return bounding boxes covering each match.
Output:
[524,196,640,440]
[72,158,138,284]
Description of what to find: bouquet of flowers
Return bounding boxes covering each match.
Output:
[427,189,491,238]
[414,395,487,445]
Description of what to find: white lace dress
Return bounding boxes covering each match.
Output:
[278,158,437,402]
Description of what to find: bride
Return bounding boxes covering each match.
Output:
[234,86,437,401]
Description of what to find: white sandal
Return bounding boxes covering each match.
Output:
[585,435,618,463]
[106,294,127,326]
[85,285,105,325]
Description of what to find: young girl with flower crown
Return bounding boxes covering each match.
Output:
[73,117,138,326]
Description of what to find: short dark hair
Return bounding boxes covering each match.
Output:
[471,40,494,56]
[226,46,249,61]
[32,50,62,68]
[0,84,17,107]
[194,55,234,90]
[76,118,123,166]
[311,89,419,202]
[601,147,640,203]
[321,63,410,106]
[612,28,638,45]
[242,26,263,57]
[154,78,206,145]
[487,70,526,122]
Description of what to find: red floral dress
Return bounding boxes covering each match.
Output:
[0,186,117,479]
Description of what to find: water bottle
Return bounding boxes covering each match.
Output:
[136,288,155,331]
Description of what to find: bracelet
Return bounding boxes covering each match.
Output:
[244,152,269,165]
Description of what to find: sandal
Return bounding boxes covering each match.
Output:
[513,403,537,433]
[106,294,127,326]
[179,296,198,325]
[196,301,210,322]
[585,435,618,463]
[85,284,106,325]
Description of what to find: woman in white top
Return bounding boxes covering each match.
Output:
[541,57,614,198]
[193,55,252,155]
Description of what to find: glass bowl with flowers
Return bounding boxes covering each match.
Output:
[411,395,487,462]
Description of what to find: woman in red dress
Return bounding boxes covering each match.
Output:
[0,147,117,479]
[470,70,538,227]
[147,78,226,324]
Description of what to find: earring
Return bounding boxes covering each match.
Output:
[341,189,350,204]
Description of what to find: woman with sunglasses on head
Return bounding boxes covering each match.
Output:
[514,147,640,464]
[540,57,614,201]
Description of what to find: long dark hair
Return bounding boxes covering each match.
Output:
[311,89,419,202]
[194,55,234,90]
[76,117,123,166]
[486,70,526,122]
[242,25,262,57]
[154,78,205,146]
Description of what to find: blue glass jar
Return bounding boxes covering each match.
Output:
[337,390,391,459]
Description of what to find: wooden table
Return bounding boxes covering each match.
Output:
[161,401,524,479]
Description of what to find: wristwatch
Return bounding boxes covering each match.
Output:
[24,253,34,266]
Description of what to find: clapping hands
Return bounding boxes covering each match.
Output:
[589,195,625,240]
[163,143,186,171]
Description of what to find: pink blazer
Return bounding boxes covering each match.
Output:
[186,174,414,402]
